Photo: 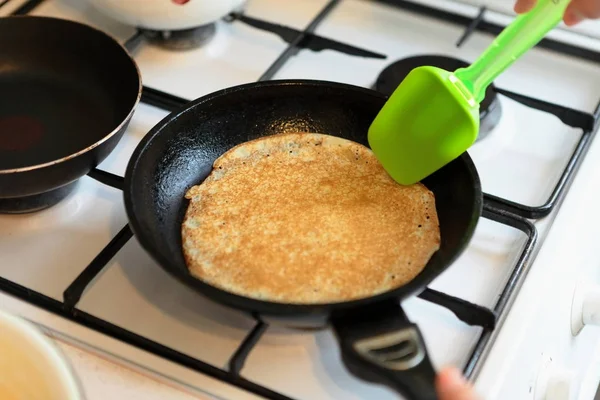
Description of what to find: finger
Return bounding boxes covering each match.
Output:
[564,0,600,25]
[514,0,537,14]
[436,367,481,400]
[563,5,586,25]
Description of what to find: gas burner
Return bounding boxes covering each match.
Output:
[374,55,502,141]
[141,23,217,50]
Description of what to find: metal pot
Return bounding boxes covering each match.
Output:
[88,0,246,31]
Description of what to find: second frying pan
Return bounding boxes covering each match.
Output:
[0,16,141,213]
[124,80,482,400]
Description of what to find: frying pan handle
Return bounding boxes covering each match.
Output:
[331,301,438,400]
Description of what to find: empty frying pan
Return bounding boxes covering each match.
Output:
[0,16,141,213]
[124,80,482,400]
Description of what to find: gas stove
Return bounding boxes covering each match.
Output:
[0,0,599,399]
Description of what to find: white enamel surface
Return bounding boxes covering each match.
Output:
[0,0,600,399]
[56,341,204,400]
[475,121,600,400]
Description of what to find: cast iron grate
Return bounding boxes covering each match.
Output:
[124,0,599,219]
[375,0,599,219]
[0,173,534,400]
[1,0,598,398]
[7,0,43,14]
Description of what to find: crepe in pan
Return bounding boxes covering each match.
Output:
[182,133,440,304]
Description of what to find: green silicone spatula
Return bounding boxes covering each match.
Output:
[368,0,570,185]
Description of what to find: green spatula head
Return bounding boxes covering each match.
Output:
[368,0,570,185]
[368,66,480,186]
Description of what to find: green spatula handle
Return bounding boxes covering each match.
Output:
[454,0,570,103]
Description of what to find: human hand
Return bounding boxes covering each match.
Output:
[435,367,481,400]
[514,0,600,26]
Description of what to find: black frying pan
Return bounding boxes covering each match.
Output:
[0,16,141,213]
[124,80,482,400]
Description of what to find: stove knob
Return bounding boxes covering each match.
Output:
[546,367,576,400]
[535,357,577,400]
[571,282,600,335]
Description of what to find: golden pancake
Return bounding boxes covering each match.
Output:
[182,133,440,304]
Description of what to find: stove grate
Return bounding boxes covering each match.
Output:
[2,0,599,398]
[0,169,531,399]
[8,0,43,14]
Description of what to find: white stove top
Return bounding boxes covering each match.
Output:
[1,0,600,399]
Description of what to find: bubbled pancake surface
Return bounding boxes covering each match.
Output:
[182,133,440,304]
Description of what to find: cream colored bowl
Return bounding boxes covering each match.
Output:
[0,309,83,400]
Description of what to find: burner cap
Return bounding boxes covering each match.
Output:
[142,23,216,50]
[375,55,502,140]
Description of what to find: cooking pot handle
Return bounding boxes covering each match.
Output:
[331,300,438,400]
